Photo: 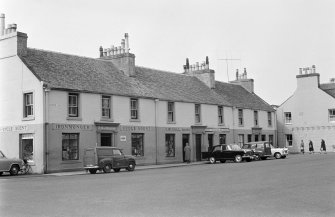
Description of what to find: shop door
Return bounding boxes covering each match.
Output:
[208,134,213,151]
[195,134,202,161]
[101,133,113,146]
[182,134,190,162]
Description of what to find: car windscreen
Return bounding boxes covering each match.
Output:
[230,144,241,150]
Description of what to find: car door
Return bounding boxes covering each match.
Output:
[264,142,272,156]
[112,149,126,168]
[220,145,231,159]
[0,152,11,171]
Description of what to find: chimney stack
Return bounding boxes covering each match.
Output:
[0,13,5,36]
[125,33,129,53]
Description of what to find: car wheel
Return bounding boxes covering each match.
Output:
[103,164,112,173]
[9,165,19,176]
[89,169,97,174]
[254,155,260,161]
[235,155,242,163]
[274,153,282,159]
[209,157,216,164]
[113,168,121,173]
[220,160,226,163]
[126,162,135,171]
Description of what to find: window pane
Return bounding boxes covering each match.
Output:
[132,133,144,156]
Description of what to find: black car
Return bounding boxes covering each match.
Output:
[202,144,254,164]
[242,141,272,160]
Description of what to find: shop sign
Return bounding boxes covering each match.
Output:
[52,124,93,131]
[121,126,153,131]
[205,128,230,132]
[97,126,118,132]
[120,136,127,142]
[0,125,28,133]
[165,127,190,132]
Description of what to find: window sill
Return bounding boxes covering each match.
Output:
[22,116,35,121]
[218,123,225,126]
[130,119,141,122]
[167,122,176,124]
[67,117,82,121]
[61,160,82,164]
[285,123,292,125]
[100,118,114,122]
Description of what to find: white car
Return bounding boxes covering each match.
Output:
[270,145,288,159]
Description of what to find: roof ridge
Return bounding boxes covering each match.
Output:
[27,47,100,61]
[136,65,186,76]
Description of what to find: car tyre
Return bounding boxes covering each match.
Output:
[220,160,226,163]
[113,168,121,173]
[89,169,97,174]
[126,162,135,171]
[234,155,242,163]
[9,165,19,176]
[209,157,216,164]
[103,164,112,173]
[254,155,260,161]
[274,153,282,159]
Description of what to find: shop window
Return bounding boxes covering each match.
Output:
[247,134,252,142]
[101,96,111,119]
[62,133,79,160]
[219,134,226,145]
[238,109,244,126]
[329,109,335,122]
[68,93,79,117]
[20,134,34,163]
[132,133,144,156]
[284,112,292,124]
[23,92,34,118]
[195,104,201,123]
[268,112,272,126]
[261,134,266,141]
[286,134,293,147]
[165,134,175,157]
[255,134,259,142]
[130,98,139,120]
[218,106,224,125]
[167,102,175,123]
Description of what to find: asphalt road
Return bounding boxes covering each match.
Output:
[0,153,334,217]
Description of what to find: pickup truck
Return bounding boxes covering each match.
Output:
[270,145,288,159]
[83,147,136,174]
[202,144,254,163]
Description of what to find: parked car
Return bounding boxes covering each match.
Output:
[83,147,136,174]
[242,141,272,160]
[202,144,254,164]
[270,145,289,159]
[0,150,24,176]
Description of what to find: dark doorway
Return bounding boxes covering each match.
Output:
[195,134,202,161]
[208,134,213,151]
[101,133,112,146]
[182,134,190,162]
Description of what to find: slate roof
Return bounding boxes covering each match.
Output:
[20,48,274,111]
[320,83,335,98]
[214,81,274,111]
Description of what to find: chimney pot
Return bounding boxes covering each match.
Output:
[124,33,129,53]
[0,13,5,36]
[99,46,103,57]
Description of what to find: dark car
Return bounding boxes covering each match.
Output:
[242,141,272,160]
[202,144,254,164]
[0,150,24,176]
[83,147,136,174]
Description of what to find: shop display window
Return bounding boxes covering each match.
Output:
[131,133,144,156]
[165,134,175,157]
[62,133,79,160]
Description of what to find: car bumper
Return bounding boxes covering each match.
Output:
[83,165,99,169]
[242,155,254,160]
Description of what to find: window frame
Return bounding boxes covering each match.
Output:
[165,134,175,157]
[329,109,335,123]
[101,95,112,120]
[130,98,139,120]
[286,134,293,147]
[62,133,79,161]
[238,109,244,126]
[254,110,259,126]
[284,112,292,124]
[195,104,201,124]
[268,112,272,127]
[23,92,34,120]
[68,93,79,118]
[218,106,224,125]
[167,102,175,123]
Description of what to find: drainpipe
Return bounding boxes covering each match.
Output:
[232,107,236,144]
[154,99,159,165]
[43,82,50,173]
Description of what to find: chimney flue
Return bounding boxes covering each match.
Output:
[312,65,316,73]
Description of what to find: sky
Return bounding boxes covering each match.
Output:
[1,0,334,105]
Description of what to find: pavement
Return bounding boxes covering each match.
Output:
[0,161,208,178]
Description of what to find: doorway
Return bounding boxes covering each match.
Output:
[182,134,190,162]
[208,134,213,151]
[195,134,202,161]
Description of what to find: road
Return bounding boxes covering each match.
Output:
[0,153,334,217]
